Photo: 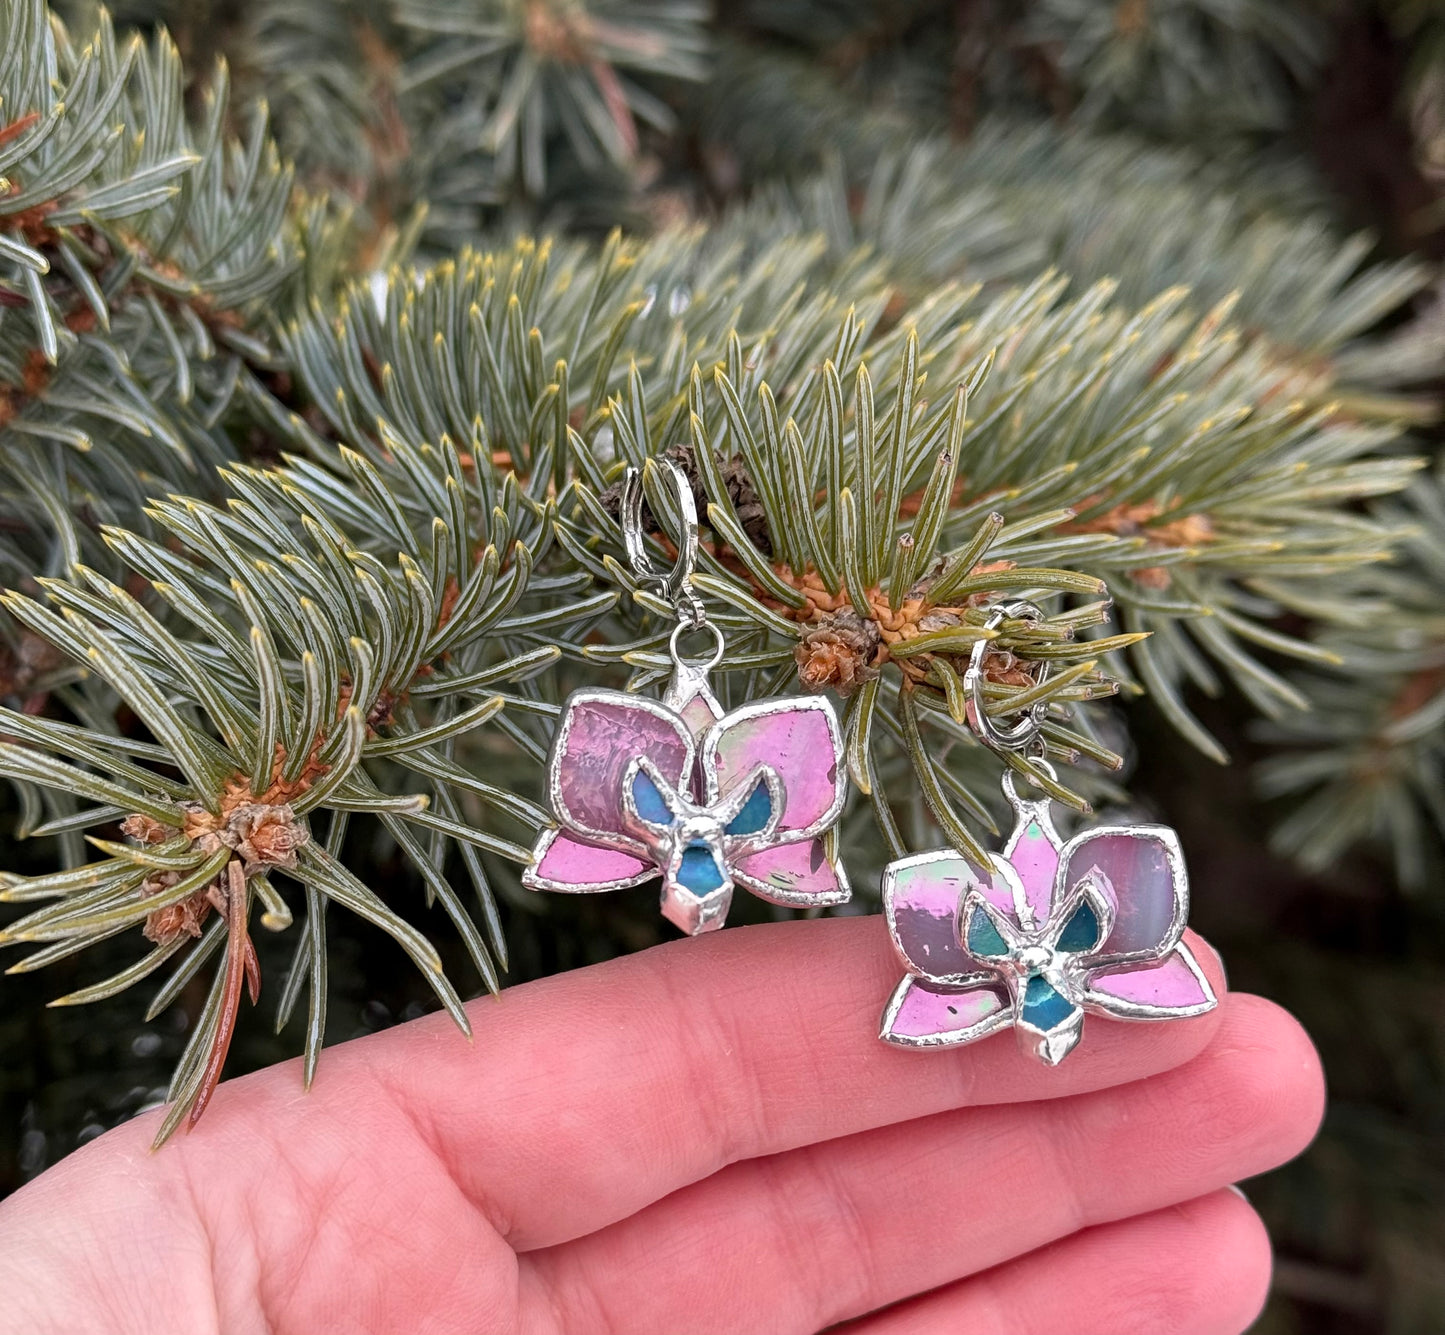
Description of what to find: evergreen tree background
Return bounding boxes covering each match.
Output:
[0,0,1442,1327]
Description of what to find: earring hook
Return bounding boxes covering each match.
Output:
[963,599,1052,755]
[620,458,708,633]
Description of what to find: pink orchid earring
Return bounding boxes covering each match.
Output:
[523,460,850,935]
[879,599,1216,1064]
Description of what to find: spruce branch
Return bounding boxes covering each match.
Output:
[1,0,1441,1162]
[7,217,1420,1127]
[233,0,707,232]
[0,429,551,1139]
[0,0,309,597]
[1256,469,1445,890]
[263,229,1424,780]
[1023,0,1330,137]
[692,44,1439,416]
[398,0,708,195]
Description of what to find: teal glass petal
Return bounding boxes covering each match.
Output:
[678,842,725,895]
[1021,974,1076,1031]
[631,769,672,825]
[965,905,1010,958]
[725,778,773,836]
[1055,900,1102,954]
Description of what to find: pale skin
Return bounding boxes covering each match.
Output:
[0,917,1324,1335]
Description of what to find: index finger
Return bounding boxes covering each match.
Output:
[174,914,1226,1251]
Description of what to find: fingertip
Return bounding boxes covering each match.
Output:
[1081,1189,1274,1335]
[825,1186,1275,1335]
[1176,1189,1275,1331]
[1193,991,1327,1172]
[1250,993,1328,1157]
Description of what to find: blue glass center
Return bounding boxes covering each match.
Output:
[631,769,673,824]
[725,779,772,837]
[677,842,725,896]
[1021,974,1075,1031]
[1055,900,1102,954]
[965,905,1010,958]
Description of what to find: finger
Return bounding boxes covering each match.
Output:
[128,917,1223,1253]
[310,918,1227,1249]
[836,1190,1272,1335]
[524,994,1319,1335]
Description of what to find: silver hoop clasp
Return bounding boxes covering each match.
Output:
[620,459,708,632]
[963,599,1052,755]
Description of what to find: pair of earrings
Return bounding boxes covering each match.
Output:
[523,464,1216,1066]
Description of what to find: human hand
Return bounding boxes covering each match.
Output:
[0,917,1322,1334]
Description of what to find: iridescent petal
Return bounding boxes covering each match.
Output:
[1084,944,1217,1019]
[730,838,848,905]
[550,691,693,844]
[678,692,723,739]
[702,697,844,835]
[879,977,1011,1048]
[630,768,674,825]
[523,828,655,893]
[1004,807,1061,928]
[884,852,984,981]
[976,855,1027,923]
[883,850,1027,983]
[963,901,1012,958]
[664,670,725,741]
[1057,826,1186,962]
[1055,899,1103,953]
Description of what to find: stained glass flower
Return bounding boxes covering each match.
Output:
[523,688,850,933]
[879,798,1216,1064]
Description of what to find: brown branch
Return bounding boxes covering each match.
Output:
[0,111,41,147]
[590,58,639,157]
[188,860,255,1129]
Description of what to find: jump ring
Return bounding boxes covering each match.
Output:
[669,620,725,673]
[1002,758,1059,806]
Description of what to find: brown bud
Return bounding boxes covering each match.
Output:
[978,647,1038,689]
[178,801,226,855]
[366,694,396,732]
[228,803,309,871]
[121,813,176,845]
[597,442,773,556]
[795,608,883,694]
[719,453,773,557]
[142,872,213,946]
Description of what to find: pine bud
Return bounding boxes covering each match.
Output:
[796,608,883,694]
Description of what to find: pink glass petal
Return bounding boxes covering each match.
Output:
[1086,946,1216,1017]
[976,856,1024,923]
[1004,815,1060,927]
[679,692,722,739]
[529,830,652,890]
[1061,828,1182,957]
[731,839,845,904]
[881,977,1010,1045]
[885,854,994,979]
[705,700,842,832]
[554,694,692,838]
